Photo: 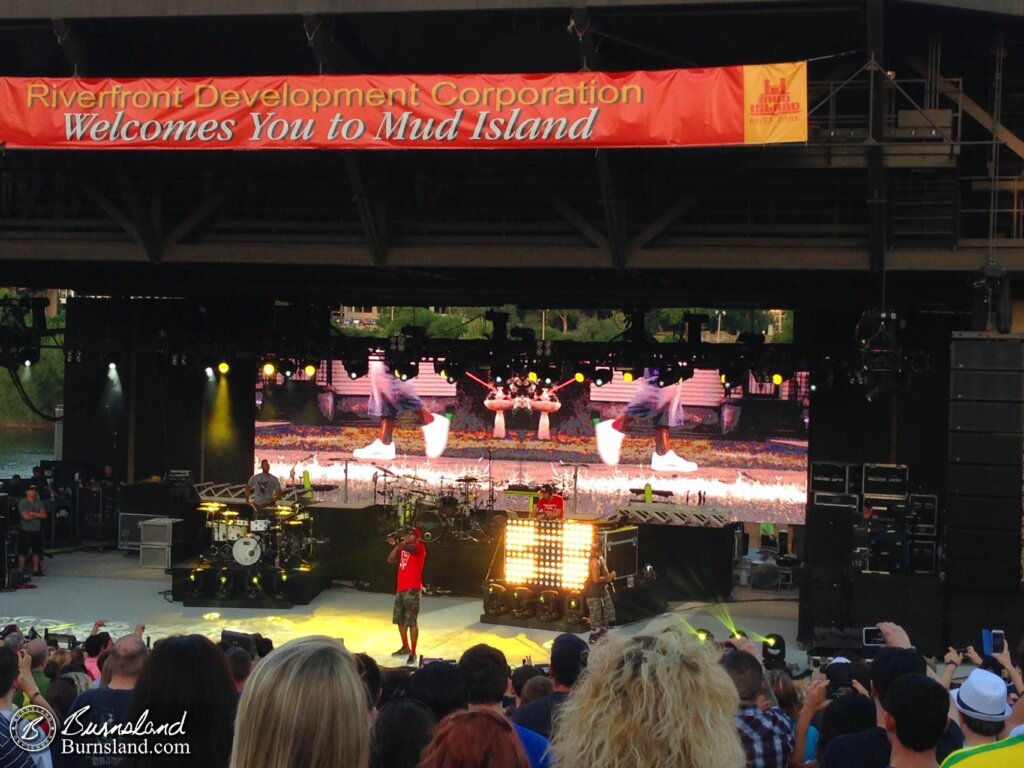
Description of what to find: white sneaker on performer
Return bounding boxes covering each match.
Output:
[353,439,396,461]
[651,450,698,473]
[595,419,625,466]
[422,413,450,459]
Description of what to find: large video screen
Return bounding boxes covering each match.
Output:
[254,307,807,525]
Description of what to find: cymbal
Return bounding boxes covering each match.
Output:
[402,475,426,482]
[221,510,240,518]
[285,519,305,526]
[374,465,398,477]
[456,476,480,484]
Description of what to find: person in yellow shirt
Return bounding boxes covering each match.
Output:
[941,668,1023,767]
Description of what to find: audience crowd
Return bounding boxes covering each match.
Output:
[1,618,1023,768]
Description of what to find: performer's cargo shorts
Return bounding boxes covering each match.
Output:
[393,589,422,626]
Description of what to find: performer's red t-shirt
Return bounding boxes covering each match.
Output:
[536,495,564,519]
[396,542,427,592]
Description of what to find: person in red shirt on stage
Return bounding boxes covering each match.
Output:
[535,484,564,520]
[387,525,427,666]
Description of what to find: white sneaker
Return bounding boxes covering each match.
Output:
[421,414,450,459]
[353,439,396,461]
[651,450,698,473]
[595,419,625,465]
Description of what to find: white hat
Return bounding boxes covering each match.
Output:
[953,669,1013,723]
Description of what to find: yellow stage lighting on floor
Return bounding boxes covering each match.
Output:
[217,361,230,375]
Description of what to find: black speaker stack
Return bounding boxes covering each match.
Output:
[946,334,1024,646]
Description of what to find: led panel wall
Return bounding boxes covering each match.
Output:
[505,518,594,590]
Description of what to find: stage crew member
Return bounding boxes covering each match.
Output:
[535,484,564,520]
[387,525,427,665]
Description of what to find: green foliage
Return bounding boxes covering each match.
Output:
[0,290,65,427]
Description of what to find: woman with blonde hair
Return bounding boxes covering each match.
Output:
[230,636,369,768]
[549,625,746,768]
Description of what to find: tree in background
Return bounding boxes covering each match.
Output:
[0,289,64,429]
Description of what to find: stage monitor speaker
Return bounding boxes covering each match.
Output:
[804,506,856,567]
[948,402,1024,434]
[947,433,1023,466]
[946,496,1023,531]
[946,559,1022,593]
[949,370,1024,402]
[951,339,1024,371]
[947,464,1022,498]
[946,529,1022,563]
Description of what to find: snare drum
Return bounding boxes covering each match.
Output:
[211,520,250,542]
[250,518,271,533]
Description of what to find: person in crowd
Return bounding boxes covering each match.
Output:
[594,371,698,472]
[252,634,273,660]
[550,626,745,768]
[1,645,58,768]
[520,676,553,707]
[506,665,544,716]
[459,644,550,768]
[819,643,964,768]
[940,667,1022,766]
[387,525,427,665]
[513,633,589,739]
[81,625,112,682]
[417,708,530,768]
[371,698,436,768]
[584,542,616,644]
[25,639,50,696]
[65,634,148,768]
[120,635,236,768]
[353,360,449,462]
[245,459,281,516]
[356,652,383,710]
[44,675,80,721]
[535,485,564,520]
[224,646,252,696]
[30,467,53,500]
[6,474,25,497]
[766,670,800,725]
[722,647,795,768]
[806,687,878,765]
[230,636,369,768]
[407,662,470,722]
[379,666,415,707]
[883,673,953,768]
[17,485,47,578]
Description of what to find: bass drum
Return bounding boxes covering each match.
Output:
[232,536,263,566]
[414,510,447,543]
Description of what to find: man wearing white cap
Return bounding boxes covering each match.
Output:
[941,668,1023,767]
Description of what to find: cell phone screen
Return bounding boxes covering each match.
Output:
[992,630,1005,655]
[863,627,885,646]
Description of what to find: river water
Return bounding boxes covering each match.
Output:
[0,428,56,477]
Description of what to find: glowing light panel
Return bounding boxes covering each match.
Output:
[504,518,594,591]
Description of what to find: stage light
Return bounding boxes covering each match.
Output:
[731,630,748,639]
[503,518,594,591]
[301,358,319,377]
[694,628,714,644]
[527,370,539,383]
[720,368,746,392]
[541,364,559,387]
[512,586,535,618]
[394,359,419,381]
[261,358,277,377]
[218,569,233,597]
[273,570,289,600]
[103,352,120,371]
[278,358,295,378]
[483,582,508,616]
[205,366,215,377]
[762,634,787,669]
[20,348,40,368]
[492,363,511,385]
[537,589,561,621]
[771,373,783,386]
[217,361,230,375]
[564,592,584,624]
[621,367,643,384]
[438,361,464,384]
[345,356,369,380]
[593,367,613,386]
[574,371,586,383]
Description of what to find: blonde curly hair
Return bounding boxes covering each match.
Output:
[549,625,745,768]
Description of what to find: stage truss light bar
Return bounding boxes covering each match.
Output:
[504,518,594,591]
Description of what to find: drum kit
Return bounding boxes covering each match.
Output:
[200,500,316,568]
[374,467,505,544]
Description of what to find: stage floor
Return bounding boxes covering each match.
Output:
[3,550,800,668]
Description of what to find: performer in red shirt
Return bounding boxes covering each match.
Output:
[387,525,427,665]
[535,484,564,520]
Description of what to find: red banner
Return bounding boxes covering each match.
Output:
[0,64,806,150]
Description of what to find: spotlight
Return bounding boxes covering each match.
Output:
[278,359,295,378]
[20,348,40,367]
[621,366,643,384]
[344,356,369,380]
[540,363,559,387]
[300,358,319,378]
[730,630,748,640]
[217,361,230,375]
[103,352,120,371]
[483,582,508,616]
[564,592,584,624]
[593,367,613,387]
[492,363,511,385]
[694,628,714,644]
[770,371,793,386]
[720,368,745,392]
[511,586,535,618]
[218,569,233,597]
[393,359,419,381]
[436,360,464,384]
[204,366,214,377]
[272,570,289,601]
[762,633,787,670]
[261,358,277,377]
[537,589,561,621]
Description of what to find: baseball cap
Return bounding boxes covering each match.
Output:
[27,484,37,490]
[398,525,421,538]
[953,669,1013,723]
[549,633,589,687]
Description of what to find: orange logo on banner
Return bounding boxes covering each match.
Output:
[743,62,807,144]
